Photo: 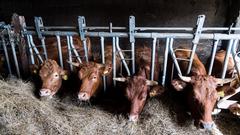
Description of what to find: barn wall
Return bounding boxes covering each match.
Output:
[0,0,232,27]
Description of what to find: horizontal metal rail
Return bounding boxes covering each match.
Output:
[24,26,240,32]
[23,31,240,40]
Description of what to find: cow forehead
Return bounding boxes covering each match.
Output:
[191,76,217,98]
[40,60,59,75]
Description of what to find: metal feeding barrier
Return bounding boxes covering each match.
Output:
[0,14,240,113]
[0,23,21,78]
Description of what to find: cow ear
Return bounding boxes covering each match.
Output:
[60,69,68,80]
[101,64,112,76]
[171,79,187,91]
[29,64,39,74]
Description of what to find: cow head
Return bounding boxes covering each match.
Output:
[114,67,158,122]
[31,59,68,98]
[69,61,112,101]
[172,74,232,130]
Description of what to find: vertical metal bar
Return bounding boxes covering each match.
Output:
[208,39,219,75]
[41,38,48,59]
[162,38,170,86]
[231,39,240,80]
[1,35,12,75]
[67,36,73,71]
[221,39,234,80]
[56,35,63,68]
[69,36,82,64]
[112,37,116,86]
[129,16,135,74]
[7,28,21,77]
[187,15,205,74]
[150,37,157,80]
[186,43,197,75]
[26,35,35,65]
[100,37,106,91]
[169,38,183,75]
[115,37,131,76]
[83,39,88,62]
[29,35,43,63]
[131,42,135,74]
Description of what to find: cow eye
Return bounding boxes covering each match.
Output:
[93,76,97,80]
[54,73,59,78]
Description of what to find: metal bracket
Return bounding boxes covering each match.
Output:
[34,17,44,39]
[187,15,205,74]
[192,15,205,44]
[228,23,234,35]
[129,16,135,43]
[78,16,86,40]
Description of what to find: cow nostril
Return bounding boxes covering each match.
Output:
[199,122,204,129]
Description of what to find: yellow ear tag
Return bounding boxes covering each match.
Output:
[217,91,225,97]
[33,70,37,74]
[62,75,68,80]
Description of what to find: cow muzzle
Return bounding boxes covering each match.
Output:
[39,89,52,97]
[78,92,90,101]
[199,121,215,131]
[129,114,139,122]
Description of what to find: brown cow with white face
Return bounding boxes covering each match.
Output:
[69,45,121,101]
[31,36,92,98]
[171,48,231,130]
[38,59,67,98]
[114,46,163,122]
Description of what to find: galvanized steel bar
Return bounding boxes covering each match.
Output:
[78,16,86,40]
[70,36,82,64]
[26,35,35,64]
[112,37,116,86]
[231,39,240,80]
[1,35,12,75]
[41,38,48,59]
[169,38,183,75]
[115,37,131,76]
[100,37,106,91]
[129,16,135,43]
[208,39,219,75]
[67,36,73,71]
[83,40,88,62]
[7,27,21,77]
[34,17,48,59]
[162,38,170,86]
[150,37,157,80]
[56,35,63,68]
[187,15,205,74]
[221,39,234,80]
[131,42,135,74]
[29,35,43,63]
[23,31,240,40]
[25,26,240,32]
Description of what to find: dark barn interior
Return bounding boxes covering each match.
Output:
[0,0,240,135]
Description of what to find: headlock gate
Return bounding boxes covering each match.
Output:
[0,14,240,113]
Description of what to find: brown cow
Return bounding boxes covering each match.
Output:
[114,46,163,122]
[38,59,67,98]
[68,45,121,101]
[209,50,239,96]
[171,48,231,130]
[31,36,91,98]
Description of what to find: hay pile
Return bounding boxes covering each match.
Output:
[0,77,239,135]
